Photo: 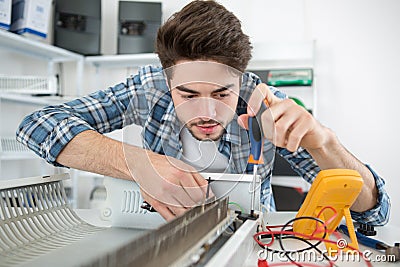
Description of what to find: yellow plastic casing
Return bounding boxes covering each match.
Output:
[293,169,364,251]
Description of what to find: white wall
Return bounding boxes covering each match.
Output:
[109,0,400,226]
[1,0,399,224]
[303,0,400,226]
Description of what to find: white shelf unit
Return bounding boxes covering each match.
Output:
[0,30,82,61]
[248,41,315,70]
[85,53,160,69]
[0,30,84,95]
[0,93,76,106]
[0,94,75,162]
[0,30,84,160]
[0,30,85,208]
[85,53,161,104]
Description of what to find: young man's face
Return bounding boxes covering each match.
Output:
[168,61,241,141]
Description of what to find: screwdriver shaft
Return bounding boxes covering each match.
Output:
[251,164,258,215]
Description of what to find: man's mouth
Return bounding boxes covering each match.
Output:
[194,123,220,134]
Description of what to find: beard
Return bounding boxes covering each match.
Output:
[185,119,226,141]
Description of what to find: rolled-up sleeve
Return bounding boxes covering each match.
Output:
[16,75,147,167]
[350,165,391,226]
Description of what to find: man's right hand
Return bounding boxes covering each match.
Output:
[125,147,209,220]
[56,130,209,221]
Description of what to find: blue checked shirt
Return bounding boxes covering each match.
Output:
[16,65,390,225]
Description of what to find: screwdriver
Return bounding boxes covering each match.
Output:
[338,225,400,262]
[248,100,268,217]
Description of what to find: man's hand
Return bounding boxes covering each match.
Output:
[237,83,378,213]
[125,148,209,221]
[56,130,209,221]
[238,83,332,152]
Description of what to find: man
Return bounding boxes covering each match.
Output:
[17,0,389,224]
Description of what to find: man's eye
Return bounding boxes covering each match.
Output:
[182,95,196,99]
[215,93,230,99]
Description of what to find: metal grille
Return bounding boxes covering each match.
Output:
[0,175,104,266]
[0,137,30,153]
[0,75,57,94]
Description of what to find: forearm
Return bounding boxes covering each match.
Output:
[56,130,137,181]
[307,128,378,212]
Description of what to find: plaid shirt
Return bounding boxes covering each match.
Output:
[16,65,390,225]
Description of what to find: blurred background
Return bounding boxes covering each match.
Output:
[0,0,398,226]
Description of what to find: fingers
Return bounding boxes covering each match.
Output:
[285,115,313,152]
[269,99,303,149]
[141,191,177,221]
[260,107,274,141]
[137,153,211,221]
[172,169,208,205]
[154,203,177,221]
[177,180,201,206]
[167,203,188,218]
[273,112,298,148]
[246,83,280,116]
[192,172,210,199]
[154,201,188,221]
[143,190,189,221]
[192,171,209,188]
[242,83,321,153]
[266,99,315,151]
[237,114,250,129]
[151,168,208,218]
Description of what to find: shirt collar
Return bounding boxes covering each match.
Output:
[221,119,243,145]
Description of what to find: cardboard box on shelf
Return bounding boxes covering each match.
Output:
[0,0,12,30]
[10,0,51,39]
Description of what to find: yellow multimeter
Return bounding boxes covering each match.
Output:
[293,169,364,251]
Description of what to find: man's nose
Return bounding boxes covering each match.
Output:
[197,98,217,118]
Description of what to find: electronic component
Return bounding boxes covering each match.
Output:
[54,0,101,55]
[118,1,161,54]
[101,172,261,229]
[293,169,364,251]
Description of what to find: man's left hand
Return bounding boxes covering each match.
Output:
[237,83,332,152]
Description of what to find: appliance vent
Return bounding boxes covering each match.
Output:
[121,190,147,214]
[0,75,57,94]
[1,137,30,153]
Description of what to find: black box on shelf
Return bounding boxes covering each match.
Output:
[54,0,101,55]
[118,1,161,54]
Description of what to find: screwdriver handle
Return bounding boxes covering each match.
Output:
[248,100,268,165]
[338,225,387,250]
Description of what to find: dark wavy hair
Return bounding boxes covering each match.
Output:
[155,0,252,72]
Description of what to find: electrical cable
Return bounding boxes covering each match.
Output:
[255,217,332,267]
[253,205,373,267]
[279,235,336,266]
[279,216,330,267]
[228,201,245,214]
